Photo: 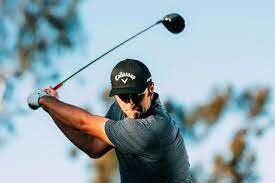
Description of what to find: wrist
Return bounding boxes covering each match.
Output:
[38,95,53,106]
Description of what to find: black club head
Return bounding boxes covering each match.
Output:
[161,13,185,34]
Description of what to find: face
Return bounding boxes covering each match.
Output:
[114,83,154,119]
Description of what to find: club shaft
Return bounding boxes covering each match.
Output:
[53,20,161,90]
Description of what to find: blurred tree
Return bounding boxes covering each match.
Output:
[0,0,83,147]
[165,85,272,183]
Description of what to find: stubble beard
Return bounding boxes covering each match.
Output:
[125,109,141,119]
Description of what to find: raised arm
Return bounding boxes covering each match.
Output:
[39,95,114,146]
[50,114,113,158]
[27,87,114,158]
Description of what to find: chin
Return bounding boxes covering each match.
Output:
[133,112,141,119]
[127,111,141,119]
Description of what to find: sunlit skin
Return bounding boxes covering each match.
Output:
[43,83,155,120]
[44,87,59,99]
[36,82,155,158]
[114,83,155,119]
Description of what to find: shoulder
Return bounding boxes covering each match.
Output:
[106,102,124,120]
[145,110,178,141]
[105,117,159,153]
[107,101,120,113]
[146,112,172,129]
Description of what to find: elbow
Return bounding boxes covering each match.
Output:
[81,147,103,159]
[87,152,103,159]
[85,147,105,159]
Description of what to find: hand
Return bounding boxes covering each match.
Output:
[44,86,59,99]
[27,89,50,110]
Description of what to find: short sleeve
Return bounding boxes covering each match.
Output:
[105,105,113,119]
[105,102,125,121]
[105,118,159,154]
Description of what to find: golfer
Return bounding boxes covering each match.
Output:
[27,59,194,183]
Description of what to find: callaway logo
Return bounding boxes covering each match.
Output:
[115,72,136,84]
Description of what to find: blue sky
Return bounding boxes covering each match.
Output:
[0,0,275,182]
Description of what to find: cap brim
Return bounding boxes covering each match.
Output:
[109,86,146,97]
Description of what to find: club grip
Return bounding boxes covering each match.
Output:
[53,83,63,90]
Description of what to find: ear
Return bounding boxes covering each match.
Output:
[148,82,155,96]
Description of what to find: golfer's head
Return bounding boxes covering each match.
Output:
[110,59,154,119]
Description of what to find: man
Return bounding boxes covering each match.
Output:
[27,59,194,183]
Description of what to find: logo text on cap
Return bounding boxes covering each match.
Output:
[115,72,136,84]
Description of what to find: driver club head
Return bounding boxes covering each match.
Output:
[161,13,185,34]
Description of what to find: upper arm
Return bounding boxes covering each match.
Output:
[51,114,113,158]
[86,137,113,158]
[82,115,114,146]
[80,103,119,146]
[81,102,120,147]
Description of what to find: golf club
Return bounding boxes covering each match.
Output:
[53,13,185,90]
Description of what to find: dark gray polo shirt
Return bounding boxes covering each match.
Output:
[105,93,193,183]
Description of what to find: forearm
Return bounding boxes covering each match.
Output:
[51,115,112,158]
[51,114,93,154]
[40,96,92,132]
[39,96,112,146]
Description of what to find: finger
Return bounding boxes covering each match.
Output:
[44,87,52,92]
[46,87,58,98]
[45,88,51,94]
[49,87,56,93]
